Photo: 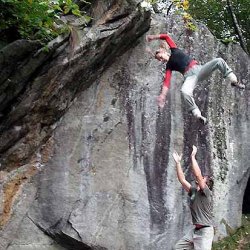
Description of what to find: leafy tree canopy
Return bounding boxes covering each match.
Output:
[143,0,249,54]
[0,0,90,45]
[188,0,250,54]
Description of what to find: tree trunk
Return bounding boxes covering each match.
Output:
[226,0,248,54]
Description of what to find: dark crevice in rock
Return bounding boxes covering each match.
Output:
[67,206,83,242]
[105,13,130,24]
[242,169,250,214]
[144,101,171,233]
[140,88,147,163]
[100,23,124,32]
[117,67,136,156]
[118,67,143,170]
[27,215,105,250]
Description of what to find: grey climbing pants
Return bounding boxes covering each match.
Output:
[173,226,214,250]
[181,58,233,118]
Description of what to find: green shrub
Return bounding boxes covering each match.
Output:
[212,215,250,250]
[0,0,87,43]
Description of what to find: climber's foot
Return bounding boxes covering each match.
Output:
[198,116,207,125]
[231,81,245,90]
[226,72,245,89]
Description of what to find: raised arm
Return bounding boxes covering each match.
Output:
[146,33,176,109]
[146,34,177,48]
[191,146,206,190]
[157,69,171,108]
[172,151,191,192]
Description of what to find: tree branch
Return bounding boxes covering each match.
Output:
[226,0,248,54]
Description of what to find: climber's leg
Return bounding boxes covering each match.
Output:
[181,74,207,124]
[193,226,214,250]
[173,228,194,250]
[197,58,245,89]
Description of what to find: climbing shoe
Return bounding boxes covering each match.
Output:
[226,72,237,83]
[199,116,207,125]
[231,81,245,89]
[227,72,245,89]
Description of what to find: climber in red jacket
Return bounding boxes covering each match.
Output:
[146,33,245,124]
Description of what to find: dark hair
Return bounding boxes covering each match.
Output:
[205,176,214,191]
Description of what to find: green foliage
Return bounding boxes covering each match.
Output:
[143,0,197,32]
[0,0,90,43]
[146,0,158,4]
[212,214,250,250]
[188,0,250,53]
[144,0,249,52]
[173,0,197,32]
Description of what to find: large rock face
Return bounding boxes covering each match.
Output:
[0,0,150,171]
[0,2,250,250]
